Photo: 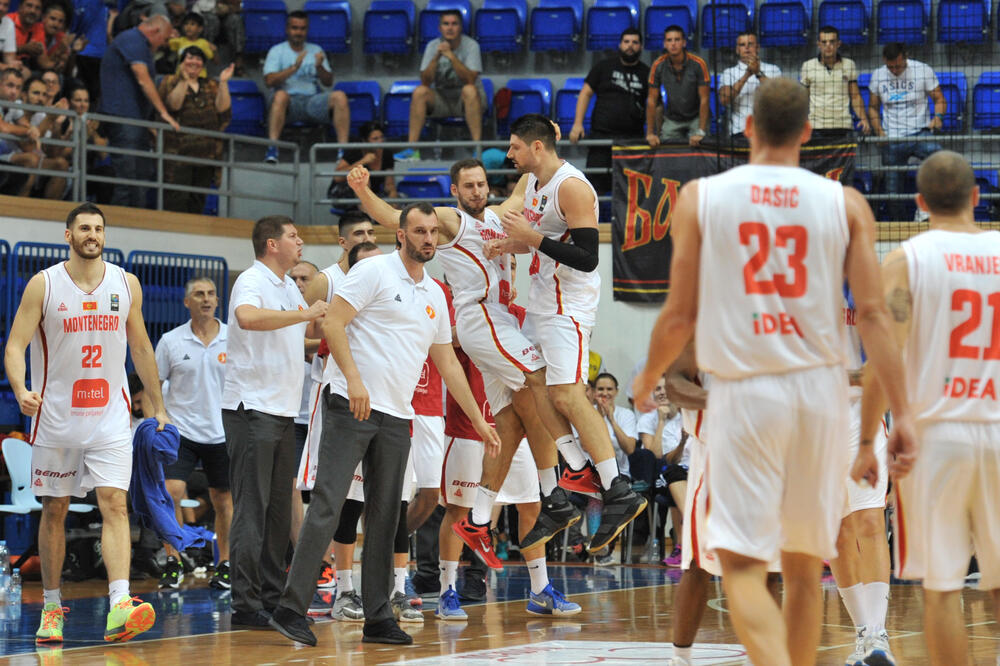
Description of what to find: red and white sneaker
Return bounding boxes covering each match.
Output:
[316,562,336,589]
[452,512,503,570]
[558,462,602,497]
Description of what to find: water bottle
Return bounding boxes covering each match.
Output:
[648,535,661,564]
[0,541,9,621]
[8,569,20,621]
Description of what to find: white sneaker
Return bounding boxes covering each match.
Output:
[863,629,896,666]
[845,626,866,666]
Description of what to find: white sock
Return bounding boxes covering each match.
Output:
[43,588,61,607]
[393,567,407,596]
[595,458,619,490]
[864,581,890,634]
[838,583,866,629]
[471,487,498,525]
[108,579,130,607]
[555,434,588,471]
[673,645,693,664]
[538,466,558,496]
[439,560,458,594]
[526,557,549,595]
[336,569,354,594]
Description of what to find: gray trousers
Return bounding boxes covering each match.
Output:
[223,405,295,614]
[280,391,411,623]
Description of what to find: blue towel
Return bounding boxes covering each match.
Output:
[130,418,213,552]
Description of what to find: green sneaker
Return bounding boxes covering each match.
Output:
[35,603,68,644]
[104,596,156,643]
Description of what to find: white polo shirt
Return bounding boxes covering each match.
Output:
[719,60,782,135]
[222,260,308,418]
[156,319,228,443]
[323,252,451,420]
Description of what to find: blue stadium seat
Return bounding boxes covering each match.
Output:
[383,80,420,138]
[759,0,812,46]
[397,174,452,203]
[586,0,640,52]
[937,0,989,43]
[645,0,698,47]
[227,79,266,136]
[817,0,871,44]
[530,0,583,52]
[363,1,416,54]
[931,71,967,131]
[856,71,872,120]
[506,77,553,120]
[475,0,527,53]
[243,0,287,54]
[876,0,930,43]
[702,0,754,48]
[973,169,998,221]
[973,72,1000,130]
[419,0,472,51]
[303,1,352,53]
[334,81,383,136]
[555,77,595,136]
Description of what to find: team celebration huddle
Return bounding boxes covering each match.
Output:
[4,81,1000,665]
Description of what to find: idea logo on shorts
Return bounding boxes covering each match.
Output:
[72,378,110,408]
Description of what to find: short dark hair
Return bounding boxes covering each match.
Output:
[24,74,45,93]
[252,215,293,258]
[347,241,380,268]
[128,373,144,396]
[287,9,308,23]
[510,113,557,151]
[358,120,385,140]
[66,202,105,229]
[450,158,486,184]
[0,67,23,83]
[181,11,204,26]
[620,27,641,44]
[917,150,977,215]
[751,78,810,146]
[439,9,462,24]
[736,30,757,44]
[179,45,207,62]
[338,209,372,235]
[595,372,619,388]
[399,202,436,229]
[818,25,839,38]
[664,25,686,38]
[43,3,66,16]
[882,42,906,60]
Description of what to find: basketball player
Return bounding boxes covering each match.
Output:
[632,78,914,666]
[852,150,1000,666]
[4,203,165,644]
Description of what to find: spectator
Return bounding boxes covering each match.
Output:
[191,0,243,74]
[8,0,43,68]
[0,0,18,70]
[40,68,61,104]
[33,3,82,75]
[399,10,486,159]
[157,46,232,214]
[70,0,110,105]
[61,84,114,203]
[718,31,780,138]
[593,373,638,480]
[328,120,397,203]
[868,42,945,221]
[167,12,214,77]
[570,28,650,194]
[22,73,69,199]
[0,67,41,196]
[99,14,180,208]
[646,25,709,147]
[262,10,349,164]
[799,25,869,139]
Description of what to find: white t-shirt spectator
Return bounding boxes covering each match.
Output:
[719,60,782,135]
[0,16,15,57]
[222,260,308,418]
[323,252,451,419]
[637,410,687,468]
[155,320,228,443]
[607,405,637,478]
[869,59,939,137]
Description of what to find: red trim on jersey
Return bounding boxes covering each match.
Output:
[480,303,531,374]
[894,484,908,575]
[690,461,707,568]
[694,410,704,440]
[301,384,323,487]
[453,244,491,305]
[29,328,50,445]
[571,317,584,383]
[440,436,457,497]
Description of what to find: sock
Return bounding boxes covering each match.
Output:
[471,487,498,525]
[439,560,458,594]
[108,579,130,607]
[43,588,61,607]
[336,569,353,594]
[555,434,588,471]
[393,567,407,596]
[673,645,693,664]
[864,581,890,634]
[538,466,558,496]
[595,458,619,490]
[526,557,549,595]
[837,583,866,629]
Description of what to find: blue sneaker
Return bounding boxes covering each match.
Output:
[264,146,278,163]
[307,589,334,617]
[526,584,581,616]
[394,148,419,161]
[435,587,468,621]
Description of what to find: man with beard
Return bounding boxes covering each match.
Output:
[269,202,500,647]
[4,203,167,644]
[569,28,650,194]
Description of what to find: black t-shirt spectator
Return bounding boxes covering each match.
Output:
[343,147,394,195]
[585,57,650,138]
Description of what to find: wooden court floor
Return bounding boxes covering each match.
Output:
[1,564,998,665]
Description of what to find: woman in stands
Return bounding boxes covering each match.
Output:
[328,120,398,205]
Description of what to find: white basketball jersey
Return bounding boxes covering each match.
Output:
[681,371,711,441]
[842,290,864,401]
[310,262,346,383]
[523,161,601,325]
[437,208,513,310]
[696,164,850,379]
[902,229,1000,423]
[29,262,132,447]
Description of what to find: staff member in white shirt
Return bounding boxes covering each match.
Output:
[269,202,501,647]
[222,216,327,628]
[718,31,781,138]
[155,276,231,591]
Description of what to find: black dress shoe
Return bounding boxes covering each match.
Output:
[362,618,413,645]
[269,606,317,647]
[231,609,271,628]
[410,574,441,595]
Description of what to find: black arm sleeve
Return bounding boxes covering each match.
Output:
[537,227,599,272]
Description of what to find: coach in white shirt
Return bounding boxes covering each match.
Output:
[270,202,500,647]
[221,216,326,627]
